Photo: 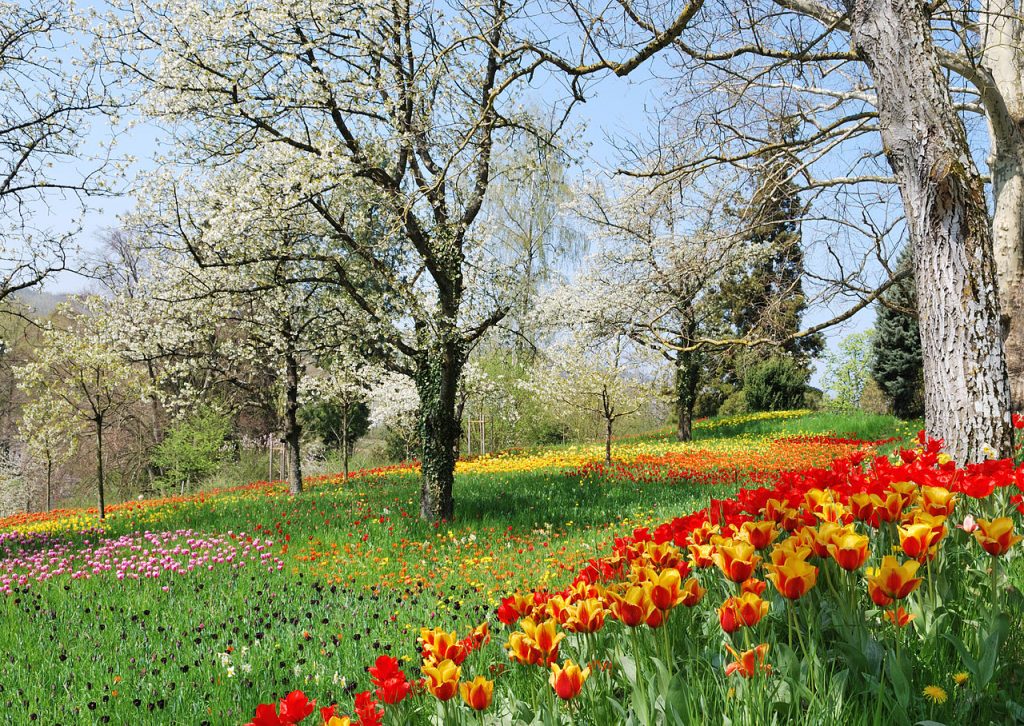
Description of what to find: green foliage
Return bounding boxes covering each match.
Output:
[714,140,824,375]
[744,355,808,411]
[718,388,748,416]
[152,407,232,489]
[823,329,876,411]
[299,400,370,453]
[871,248,924,420]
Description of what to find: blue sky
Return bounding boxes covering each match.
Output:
[38,39,874,387]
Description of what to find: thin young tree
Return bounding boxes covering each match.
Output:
[16,310,149,519]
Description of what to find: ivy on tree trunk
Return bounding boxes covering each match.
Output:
[414,336,464,522]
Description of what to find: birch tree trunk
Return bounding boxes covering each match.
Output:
[844,0,1014,461]
[980,0,1024,411]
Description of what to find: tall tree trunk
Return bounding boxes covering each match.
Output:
[980,0,1024,411]
[675,325,701,442]
[845,0,1014,461]
[283,340,303,495]
[341,399,350,480]
[602,384,613,465]
[45,453,52,512]
[95,418,106,520]
[415,339,463,522]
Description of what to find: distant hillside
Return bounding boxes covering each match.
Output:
[9,291,71,317]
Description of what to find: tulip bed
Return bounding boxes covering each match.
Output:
[244,427,1024,725]
[1,411,1021,725]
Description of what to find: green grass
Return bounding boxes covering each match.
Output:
[0,411,923,722]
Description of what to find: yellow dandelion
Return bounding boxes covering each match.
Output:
[923,685,948,704]
[952,672,969,687]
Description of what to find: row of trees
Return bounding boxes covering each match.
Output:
[2,0,1021,521]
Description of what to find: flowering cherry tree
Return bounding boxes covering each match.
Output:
[530,332,662,465]
[16,309,150,519]
[549,175,751,441]
[104,0,566,520]
[0,1,116,302]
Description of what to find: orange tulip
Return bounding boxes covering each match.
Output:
[718,592,769,633]
[689,521,720,545]
[545,595,570,623]
[864,556,922,600]
[724,643,771,678]
[643,567,698,611]
[898,521,941,559]
[679,576,706,607]
[974,517,1024,556]
[520,617,564,661]
[422,659,461,701]
[827,529,870,571]
[459,676,494,710]
[771,537,813,565]
[550,659,590,700]
[849,492,879,523]
[889,480,918,508]
[804,488,833,515]
[920,486,956,517]
[742,577,768,596]
[766,556,818,599]
[875,491,905,523]
[809,522,842,558]
[563,598,607,634]
[761,498,789,523]
[419,628,466,665]
[634,541,683,568]
[739,520,780,550]
[713,539,761,583]
[883,606,916,628]
[688,543,715,568]
[814,502,852,525]
[506,631,542,666]
[608,585,655,627]
[867,580,893,607]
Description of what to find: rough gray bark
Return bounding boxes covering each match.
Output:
[415,335,464,522]
[844,0,1014,461]
[980,0,1024,411]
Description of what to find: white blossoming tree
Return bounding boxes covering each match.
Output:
[0,0,116,302]
[530,333,662,465]
[557,174,754,441]
[16,310,150,519]
[104,0,567,519]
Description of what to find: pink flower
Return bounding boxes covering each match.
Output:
[960,514,978,533]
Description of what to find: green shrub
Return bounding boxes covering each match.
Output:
[717,389,747,416]
[152,407,232,491]
[744,356,808,411]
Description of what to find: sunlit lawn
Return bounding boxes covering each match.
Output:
[0,411,911,722]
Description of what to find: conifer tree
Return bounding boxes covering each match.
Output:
[871,249,924,419]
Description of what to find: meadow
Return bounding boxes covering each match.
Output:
[1,411,1022,725]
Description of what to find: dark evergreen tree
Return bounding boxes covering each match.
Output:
[718,152,824,371]
[871,248,924,419]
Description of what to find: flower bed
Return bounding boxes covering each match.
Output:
[250,432,1024,724]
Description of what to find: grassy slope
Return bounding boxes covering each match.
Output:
[0,411,911,723]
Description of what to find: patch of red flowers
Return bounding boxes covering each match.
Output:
[245,690,384,726]
[368,655,411,704]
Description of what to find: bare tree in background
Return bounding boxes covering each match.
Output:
[0,1,115,303]
[525,0,1017,461]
